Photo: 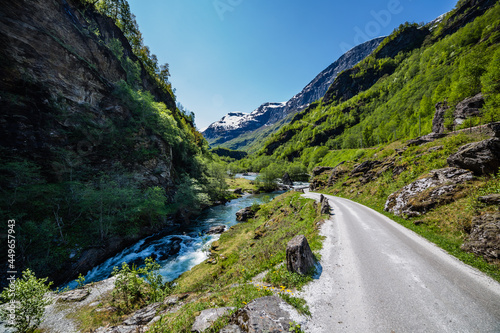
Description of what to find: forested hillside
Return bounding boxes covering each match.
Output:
[246,0,500,169]
[0,0,228,285]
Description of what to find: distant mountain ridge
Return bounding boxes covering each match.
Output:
[202,37,385,149]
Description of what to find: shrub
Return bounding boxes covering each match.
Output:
[0,269,53,333]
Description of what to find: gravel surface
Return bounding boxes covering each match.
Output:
[300,191,500,333]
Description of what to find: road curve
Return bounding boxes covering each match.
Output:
[300,191,500,333]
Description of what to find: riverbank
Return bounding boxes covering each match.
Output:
[60,191,326,332]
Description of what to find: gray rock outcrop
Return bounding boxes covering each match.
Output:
[236,206,257,222]
[206,225,226,235]
[384,167,474,217]
[228,296,299,333]
[462,213,500,262]
[447,138,500,175]
[191,307,235,332]
[454,93,484,126]
[432,101,449,134]
[286,235,316,275]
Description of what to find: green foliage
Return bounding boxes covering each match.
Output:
[289,320,305,333]
[279,293,310,316]
[264,265,314,290]
[111,257,170,312]
[0,269,53,333]
[76,274,86,289]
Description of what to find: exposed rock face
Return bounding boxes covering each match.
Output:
[191,307,235,332]
[58,288,90,302]
[462,213,500,263]
[385,168,474,217]
[282,172,293,186]
[286,235,316,275]
[432,101,449,134]
[327,162,346,186]
[447,138,500,175]
[478,194,500,205]
[203,37,385,148]
[312,166,334,177]
[406,133,446,146]
[236,206,256,222]
[123,302,161,326]
[320,195,331,215]
[454,93,484,126]
[228,296,301,333]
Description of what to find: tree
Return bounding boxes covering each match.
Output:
[0,269,53,333]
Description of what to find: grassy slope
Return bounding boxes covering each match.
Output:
[311,131,500,282]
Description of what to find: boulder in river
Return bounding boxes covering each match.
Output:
[286,235,316,275]
[206,225,226,235]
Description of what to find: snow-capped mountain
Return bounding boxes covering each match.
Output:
[202,37,385,148]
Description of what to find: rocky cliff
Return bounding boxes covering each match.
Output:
[0,0,203,286]
[202,37,385,149]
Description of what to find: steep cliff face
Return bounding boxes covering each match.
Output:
[202,37,385,149]
[0,0,176,188]
[0,0,203,286]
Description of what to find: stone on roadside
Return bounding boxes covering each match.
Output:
[191,307,235,332]
[320,194,331,215]
[286,235,316,275]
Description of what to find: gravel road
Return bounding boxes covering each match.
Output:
[300,191,500,333]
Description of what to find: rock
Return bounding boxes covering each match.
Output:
[219,324,244,332]
[286,235,316,275]
[94,325,142,333]
[282,172,293,186]
[384,167,473,217]
[207,225,226,235]
[123,302,161,326]
[233,188,243,195]
[447,138,500,175]
[164,293,189,307]
[432,101,449,134]
[327,162,346,186]
[406,133,446,146]
[236,206,256,222]
[462,213,500,262]
[320,194,331,215]
[230,296,296,333]
[191,307,235,332]
[350,160,381,176]
[478,194,500,205]
[393,165,407,176]
[454,93,484,126]
[58,288,90,302]
[311,166,334,177]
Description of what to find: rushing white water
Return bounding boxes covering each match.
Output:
[64,192,281,289]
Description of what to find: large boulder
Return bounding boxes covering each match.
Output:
[384,167,473,217]
[206,225,226,235]
[229,296,300,333]
[286,235,316,275]
[462,213,500,263]
[447,138,500,175]
[191,307,235,332]
[320,195,331,215]
[282,172,293,186]
[236,206,256,222]
[454,93,484,126]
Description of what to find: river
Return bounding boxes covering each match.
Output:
[65,191,282,289]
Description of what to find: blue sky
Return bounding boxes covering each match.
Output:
[128,0,457,129]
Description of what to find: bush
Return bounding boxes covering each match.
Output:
[0,269,53,333]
